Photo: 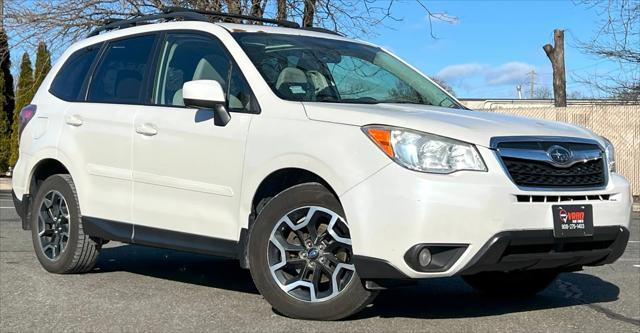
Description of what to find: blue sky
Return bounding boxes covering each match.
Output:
[6,0,622,99]
[366,0,619,98]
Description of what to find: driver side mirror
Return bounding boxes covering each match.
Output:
[183,80,231,127]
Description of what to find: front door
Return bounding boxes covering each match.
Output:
[131,31,258,240]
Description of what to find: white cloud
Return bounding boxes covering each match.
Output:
[434,61,551,98]
[436,63,487,80]
[485,62,536,86]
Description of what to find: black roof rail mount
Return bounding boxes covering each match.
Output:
[163,7,300,28]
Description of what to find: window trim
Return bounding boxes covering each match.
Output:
[84,32,161,105]
[149,30,261,114]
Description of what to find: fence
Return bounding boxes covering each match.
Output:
[478,105,640,196]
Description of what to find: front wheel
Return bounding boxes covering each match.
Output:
[248,183,377,320]
[462,269,559,297]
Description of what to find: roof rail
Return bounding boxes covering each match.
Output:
[87,11,207,37]
[163,7,301,28]
[87,7,342,38]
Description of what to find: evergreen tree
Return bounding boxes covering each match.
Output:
[0,30,14,127]
[34,41,52,89]
[9,53,34,167]
[0,72,9,171]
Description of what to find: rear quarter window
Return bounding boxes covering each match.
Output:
[49,44,102,101]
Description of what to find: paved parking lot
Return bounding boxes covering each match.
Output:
[1,189,639,332]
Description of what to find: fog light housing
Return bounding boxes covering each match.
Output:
[404,244,468,272]
[418,248,432,267]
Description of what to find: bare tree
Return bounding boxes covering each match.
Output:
[277,0,287,20]
[574,0,639,101]
[533,86,552,99]
[5,0,458,54]
[302,0,316,28]
[431,76,456,96]
[543,29,567,107]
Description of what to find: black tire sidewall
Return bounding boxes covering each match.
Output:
[248,183,375,320]
[30,175,82,273]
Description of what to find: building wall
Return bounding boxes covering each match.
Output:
[460,99,633,110]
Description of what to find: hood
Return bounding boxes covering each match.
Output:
[302,103,601,147]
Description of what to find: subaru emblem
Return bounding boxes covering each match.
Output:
[547,145,572,165]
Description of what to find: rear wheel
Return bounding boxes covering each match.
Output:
[30,174,101,274]
[462,269,559,297]
[248,183,377,320]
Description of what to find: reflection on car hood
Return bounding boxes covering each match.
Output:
[302,102,602,147]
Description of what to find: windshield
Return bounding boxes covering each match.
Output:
[233,33,461,108]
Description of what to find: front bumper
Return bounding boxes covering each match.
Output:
[341,147,632,279]
[460,225,629,275]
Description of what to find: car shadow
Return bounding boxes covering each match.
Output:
[350,273,620,320]
[94,243,621,320]
[94,243,259,294]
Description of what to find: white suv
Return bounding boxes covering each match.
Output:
[11,9,631,320]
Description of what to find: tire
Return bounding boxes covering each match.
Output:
[462,269,559,297]
[248,183,377,320]
[30,174,101,274]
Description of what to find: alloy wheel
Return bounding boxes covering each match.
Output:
[267,206,355,302]
[37,190,71,260]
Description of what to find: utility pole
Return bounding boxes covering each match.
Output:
[543,29,567,107]
[528,70,536,99]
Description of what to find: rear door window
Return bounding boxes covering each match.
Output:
[87,34,156,104]
[49,44,102,101]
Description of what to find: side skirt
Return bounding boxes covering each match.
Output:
[82,217,239,259]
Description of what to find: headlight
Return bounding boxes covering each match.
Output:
[601,136,616,172]
[363,125,487,174]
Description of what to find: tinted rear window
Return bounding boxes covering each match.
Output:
[49,44,101,101]
[87,34,156,104]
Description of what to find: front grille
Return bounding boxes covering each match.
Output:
[495,140,606,188]
[503,157,605,188]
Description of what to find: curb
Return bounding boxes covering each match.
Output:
[0,177,11,191]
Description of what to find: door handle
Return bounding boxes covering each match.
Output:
[135,123,158,136]
[65,114,83,127]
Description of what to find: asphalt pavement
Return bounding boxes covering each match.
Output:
[1,190,639,332]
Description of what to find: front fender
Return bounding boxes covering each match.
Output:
[237,116,391,232]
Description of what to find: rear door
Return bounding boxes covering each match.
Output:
[60,34,158,223]
[131,31,257,240]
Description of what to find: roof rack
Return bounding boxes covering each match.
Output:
[163,7,301,29]
[88,11,207,37]
[87,6,342,37]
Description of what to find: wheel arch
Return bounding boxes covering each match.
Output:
[238,167,341,269]
[17,157,74,230]
[28,158,72,195]
[251,168,339,216]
